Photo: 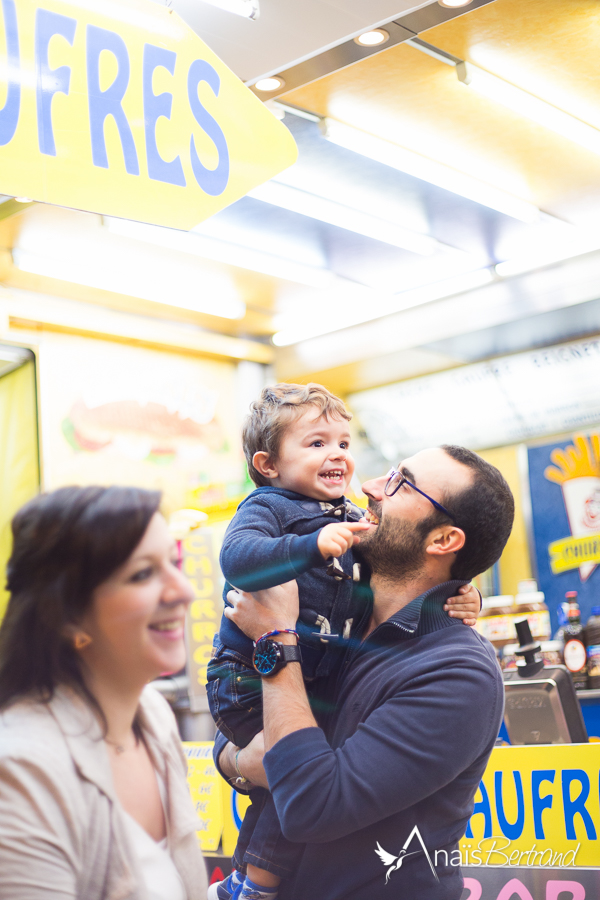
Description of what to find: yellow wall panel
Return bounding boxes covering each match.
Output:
[0,360,40,620]
[479,444,533,596]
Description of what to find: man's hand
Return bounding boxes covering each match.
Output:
[219,733,269,790]
[224,581,300,641]
[444,583,482,627]
[317,521,370,559]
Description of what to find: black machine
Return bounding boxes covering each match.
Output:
[502,619,588,745]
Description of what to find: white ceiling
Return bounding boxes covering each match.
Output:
[148,0,438,82]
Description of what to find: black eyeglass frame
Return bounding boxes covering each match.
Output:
[384,467,458,525]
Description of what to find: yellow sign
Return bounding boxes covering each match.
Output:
[461,744,599,868]
[548,533,600,574]
[185,742,599,870]
[184,528,222,711]
[0,0,297,227]
[183,742,225,852]
[184,741,250,854]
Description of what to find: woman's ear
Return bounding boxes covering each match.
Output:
[253,452,279,481]
[62,622,93,651]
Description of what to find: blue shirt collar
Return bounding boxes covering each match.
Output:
[379,579,470,639]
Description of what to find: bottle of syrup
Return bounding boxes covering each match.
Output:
[563,592,588,690]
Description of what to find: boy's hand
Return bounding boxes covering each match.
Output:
[444,583,482,627]
[317,521,371,560]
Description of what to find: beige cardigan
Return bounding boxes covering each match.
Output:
[0,685,208,900]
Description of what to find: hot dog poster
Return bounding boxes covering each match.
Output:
[38,332,247,514]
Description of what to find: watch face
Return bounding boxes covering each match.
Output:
[253,639,279,675]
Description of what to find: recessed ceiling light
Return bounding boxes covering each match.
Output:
[14,197,32,203]
[438,0,473,8]
[354,29,389,47]
[255,76,285,93]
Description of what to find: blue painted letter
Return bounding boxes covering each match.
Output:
[466,781,493,839]
[495,771,525,840]
[187,59,229,195]
[0,0,20,145]
[532,770,555,839]
[562,769,597,840]
[143,44,185,186]
[86,25,139,174]
[35,9,76,156]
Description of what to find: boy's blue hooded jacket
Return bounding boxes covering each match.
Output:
[218,486,366,679]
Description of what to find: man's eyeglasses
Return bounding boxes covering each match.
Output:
[384,468,458,525]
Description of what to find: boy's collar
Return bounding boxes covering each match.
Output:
[243,485,347,505]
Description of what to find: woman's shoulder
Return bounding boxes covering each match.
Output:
[0,695,77,777]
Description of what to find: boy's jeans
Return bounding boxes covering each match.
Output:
[206,639,304,879]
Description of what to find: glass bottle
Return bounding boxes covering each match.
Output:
[563,592,588,690]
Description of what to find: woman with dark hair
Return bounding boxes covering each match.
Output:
[0,485,208,900]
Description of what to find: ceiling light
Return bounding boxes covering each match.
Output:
[12,248,246,319]
[354,29,389,47]
[438,0,473,8]
[321,118,540,224]
[14,197,32,203]
[105,217,335,289]
[199,0,259,19]
[247,180,441,255]
[457,62,600,156]
[495,237,600,278]
[272,268,493,346]
[255,76,285,93]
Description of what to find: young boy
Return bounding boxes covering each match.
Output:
[206,383,480,900]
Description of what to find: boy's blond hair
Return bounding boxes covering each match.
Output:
[243,382,352,487]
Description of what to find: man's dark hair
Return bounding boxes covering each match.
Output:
[424,446,514,580]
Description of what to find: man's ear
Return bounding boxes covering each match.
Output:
[425,526,466,558]
[253,451,279,481]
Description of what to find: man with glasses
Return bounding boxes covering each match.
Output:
[219,445,514,900]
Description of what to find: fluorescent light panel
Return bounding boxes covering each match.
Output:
[247,181,440,256]
[495,238,600,278]
[322,118,540,224]
[457,63,600,156]
[12,248,246,319]
[273,268,493,346]
[105,217,334,290]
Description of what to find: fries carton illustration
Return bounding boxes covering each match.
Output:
[545,434,600,581]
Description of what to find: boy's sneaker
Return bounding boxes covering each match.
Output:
[207,870,243,900]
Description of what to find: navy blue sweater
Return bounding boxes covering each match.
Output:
[219,487,365,678]
[263,581,504,900]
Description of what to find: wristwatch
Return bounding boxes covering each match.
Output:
[252,637,302,677]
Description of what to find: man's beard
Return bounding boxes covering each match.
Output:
[355,502,430,581]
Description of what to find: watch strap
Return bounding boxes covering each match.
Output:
[280,643,302,665]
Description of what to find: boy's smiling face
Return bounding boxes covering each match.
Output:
[254,408,355,501]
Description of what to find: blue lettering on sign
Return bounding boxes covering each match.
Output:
[466,780,493,838]
[86,25,139,175]
[562,769,597,840]
[35,9,76,156]
[187,59,229,196]
[143,44,185,186]
[0,0,20,145]
[231,787,244,831]
[495,770,525,840]
[531,769,555,840]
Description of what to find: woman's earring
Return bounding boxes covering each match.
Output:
[73,632,92,651]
